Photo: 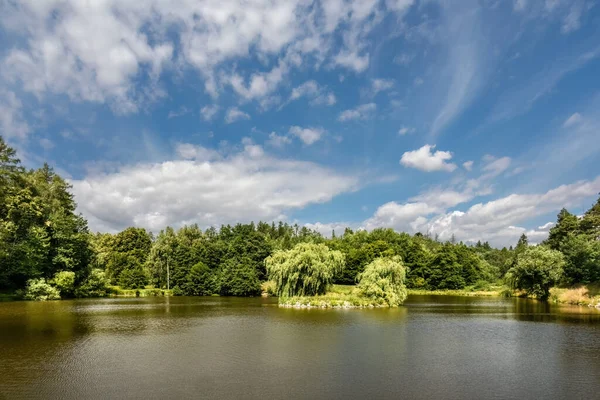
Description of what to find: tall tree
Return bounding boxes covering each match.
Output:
[545,208,580,250]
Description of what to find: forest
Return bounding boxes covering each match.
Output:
[1,135,599,302]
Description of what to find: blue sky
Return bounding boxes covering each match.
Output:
[1,0,599,247]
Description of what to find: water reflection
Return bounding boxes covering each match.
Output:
[0,296,598,400]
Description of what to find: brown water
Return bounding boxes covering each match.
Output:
[0,295,599,400]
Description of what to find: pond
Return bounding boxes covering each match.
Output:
[1,295,599,399]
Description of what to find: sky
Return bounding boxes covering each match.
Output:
[1,0,600,247]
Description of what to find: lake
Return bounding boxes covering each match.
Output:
[1,295,599,400]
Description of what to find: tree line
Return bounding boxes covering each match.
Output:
[1,135,599,301]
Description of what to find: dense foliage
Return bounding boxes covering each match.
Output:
[266,243,345,297]
[357,257,408,306]
[1,136,599,301]
[506,247,565,299]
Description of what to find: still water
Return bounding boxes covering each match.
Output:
[1,295,599,400]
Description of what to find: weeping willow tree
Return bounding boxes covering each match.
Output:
[265,242,344,297]
[357,256,408,306]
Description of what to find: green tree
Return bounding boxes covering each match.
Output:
[75,269,110,298]
[52,271,76,298]
[118,260,148,289]
[560,235,600,284]
[427,244,465,289]
[506,246,565,300]
[219,258,262,296]
[357,256,408,306]
[184,262,217,296]
[580,194,600,240]
[266,242,345,297]
[545,208,579,250]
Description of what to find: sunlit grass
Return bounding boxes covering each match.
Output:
[279,284,390,308]
[549,283,600,306]
[109,286,172,297]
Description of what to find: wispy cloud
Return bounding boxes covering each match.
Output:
[338,103,377,122]
[225,107,250,124]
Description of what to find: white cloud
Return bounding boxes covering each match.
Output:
[428,2,487,138]
[39,138,54,151]
[225,107,250,124]
[363,201,440,232]
[393,53,414,66]
[0,0,410,111]
[333,51,370,73]
[400,144,457,172]
[0,90,30,139]
[563,112,583,127]
[168,106,190,119]
[287,80,336,107]
[370,78,394,95]
[338,103,376,121]
[398,126,415,135]
[266,132,292,148]
[514,0,528,11]
[362,175,600,247]
[311,93,337,106]
[562,3,583,33]
[482,156,512,177]
[463,161,474,171]
[288,126,326,145]
[228,61,288,101]
[386,0,415,13]
[71,143,358,232]
[538,221,555,230]
[303,221,354,237]
[200,105,220,121]
[290,81,319,100]
[410,189,474,209]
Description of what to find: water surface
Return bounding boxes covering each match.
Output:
[1,295,599,399]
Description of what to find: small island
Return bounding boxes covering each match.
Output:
[265,243,408,308]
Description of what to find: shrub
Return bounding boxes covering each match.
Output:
[24,278,61,301]
[75,269,110,298]
[357,257,408,306]
[52,271,75,298]
[266,243,345,298]
[219,259,262,296]
[171,285,183,296]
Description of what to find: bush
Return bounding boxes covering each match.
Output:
[171,285,183,296]
[219,259,262,296]
[357,257,408,306]
[75,269,110,298]
[52,271,75,298]
[266,243,345,298]
[24,278,61,301]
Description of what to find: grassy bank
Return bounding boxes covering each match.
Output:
[407,285,507,297]
[278,285,390,308]
[109,286,172,297]
[549,283,600,306]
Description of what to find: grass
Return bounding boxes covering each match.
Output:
[549,282,600,306]
[278,284,390,308]
[407,285,506,297]
[109,286,172,297]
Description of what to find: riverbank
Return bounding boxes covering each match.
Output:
[549,283,600,307]
[276,283,600,308]
[109,286,172,297]
[278,285,389,308]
